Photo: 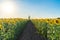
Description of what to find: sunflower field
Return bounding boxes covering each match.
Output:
[31,18,60,40]
[0,18,27,40]
[0,18,60,40]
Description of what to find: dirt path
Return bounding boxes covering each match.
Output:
[17,20,47,40]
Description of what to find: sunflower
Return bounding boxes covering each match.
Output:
[48,19,55,25]
[45,19,50,23]
[39,19,44,22]
[0,24,2,30]
[54,19,60,25]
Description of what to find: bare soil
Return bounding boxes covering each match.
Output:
[17,20,47,40]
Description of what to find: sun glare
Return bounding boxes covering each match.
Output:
[1,1,15,13]
[2,3,13,13]
[0,1,17,18]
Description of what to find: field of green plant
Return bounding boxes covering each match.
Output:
[0,18,60,40]
[0,18,27,40]
[31,18,60,40]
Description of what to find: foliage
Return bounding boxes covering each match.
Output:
[0,18,27,40]
[31,18,60,40]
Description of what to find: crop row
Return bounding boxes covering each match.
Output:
[31,18,60,40]
[0,18,27,40]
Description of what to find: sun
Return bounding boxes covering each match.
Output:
[1,1,15,13]
[2,3,13,13]
[0,1,17,18]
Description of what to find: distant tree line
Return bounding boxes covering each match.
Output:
[57,17,60,19]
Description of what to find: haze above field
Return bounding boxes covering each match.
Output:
[0,0,60,18]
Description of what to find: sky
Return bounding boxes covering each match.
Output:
[0,0,60,18]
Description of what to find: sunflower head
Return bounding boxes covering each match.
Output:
[0,24,2,30]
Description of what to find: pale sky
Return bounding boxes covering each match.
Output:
[0,0,60,18]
